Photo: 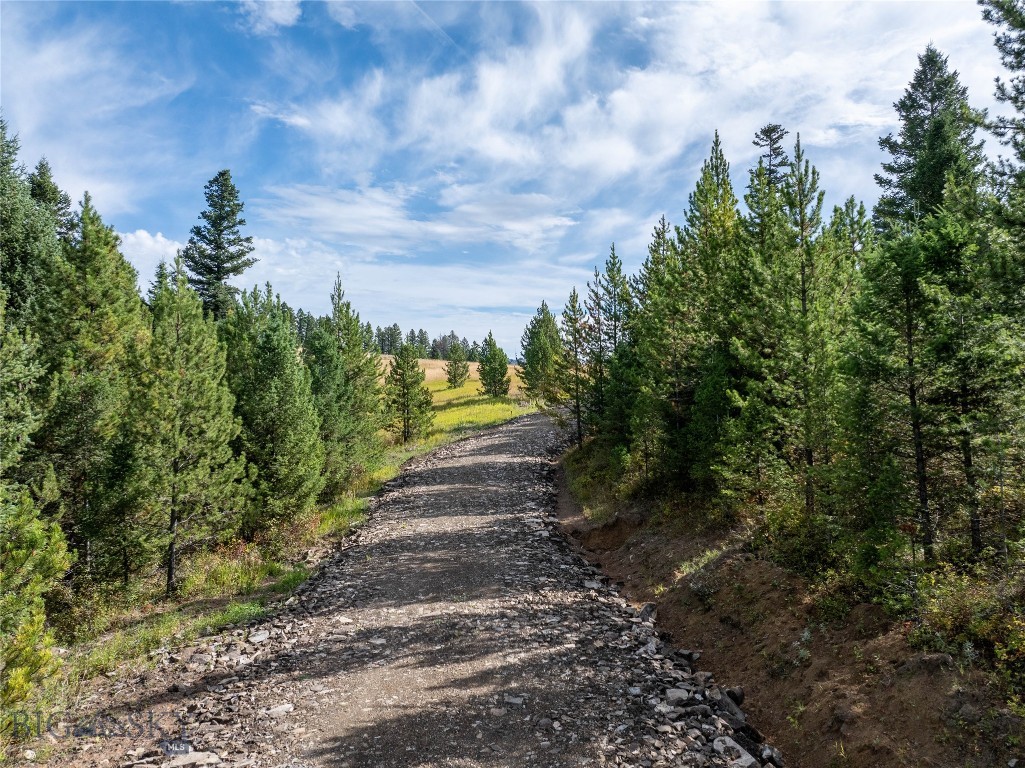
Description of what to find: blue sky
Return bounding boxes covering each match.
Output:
[0,1,1008,352]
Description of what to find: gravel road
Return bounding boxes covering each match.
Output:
[41,414,782,768]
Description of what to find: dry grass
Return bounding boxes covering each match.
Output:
[379,356,524,395]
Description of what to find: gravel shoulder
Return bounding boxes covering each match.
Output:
[34,414,781,768]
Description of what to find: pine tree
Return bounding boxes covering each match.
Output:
[416,329,431,357]
[519,301,564,407]
[0,489,69,715]
[182,170,256,320]
[628,216,680,475]
[596,245,636,444]
[981,0,1025,315]
[752,123,791,187]
[675,132,743,493]
[850,230,942,562]
[129,261,247,595]
[983,0,1025,171]
[781,135,828,519]
[583,266,608,424]
[386,343,433,443]
[1,297,70,713]
[874,45,985,230]
[444,340,470,388]
[561,288,588,447]
[222,285,324,536]
[0,120,63,334]
[305,277,384,501]
[27,158,73,240]
[478,331,511,397]
[27,194,149,583]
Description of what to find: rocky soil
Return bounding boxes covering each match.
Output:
[31,414,782,768]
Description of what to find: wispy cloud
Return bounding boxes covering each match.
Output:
[239,0,303,35]
[4,0,1006,349]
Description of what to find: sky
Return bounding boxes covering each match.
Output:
[0,0,1010,352]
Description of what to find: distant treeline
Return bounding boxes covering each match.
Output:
[371,325,484,362]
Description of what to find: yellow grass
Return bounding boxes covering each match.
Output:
[379,358,531,456]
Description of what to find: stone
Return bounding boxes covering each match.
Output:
[760,744,785,766]
[583,580,603,590]
[265,703,294,718]
[247,631,270,644]
[712,736,757,768]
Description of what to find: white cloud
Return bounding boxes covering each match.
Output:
[118,230,183,294]
[240,1,302,35]
[0,4,192,216]
[4,0,1009,343]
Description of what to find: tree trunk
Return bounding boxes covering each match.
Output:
[166,485,179,598]
[960,382,982,555]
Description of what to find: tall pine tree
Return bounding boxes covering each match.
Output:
[222,285,324,537]
[182,170,256,320]
[131,261,247,595]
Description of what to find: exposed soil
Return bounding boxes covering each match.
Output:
[24,414,785,768]
[556,466,1024,768]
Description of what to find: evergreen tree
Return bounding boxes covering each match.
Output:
[304,277,384,501]
[386,343,433,443]
[222,285,324,536]
[0,491,69,716]
[780,135,829,519]
[595,245,636,444]
[27,194,149,583]
[674,132,743,493]
[874,45,985,230]
[583,266,608,424]
[132,261,247,595]
[628,216,680,475]
[981,0,1025,314]
[0,297,70,713]
[416,329,431,357]
[444,339,470,389]
[182,170,256,320]
[561,288,588,447]
[519,301,564,406]
[752,123,791,187]
[27,158,73,240]
[0,120,63,334]
[850,230,942,561]
[983,0,1025,172]
[479,331,511,397]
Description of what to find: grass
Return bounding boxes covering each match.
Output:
[562,438,630,524]
[46,358,534,703]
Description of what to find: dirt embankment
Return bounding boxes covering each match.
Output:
[556,465,1024,768]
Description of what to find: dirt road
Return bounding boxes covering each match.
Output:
[42,414,780,768]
